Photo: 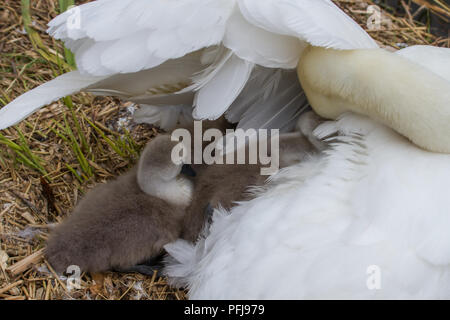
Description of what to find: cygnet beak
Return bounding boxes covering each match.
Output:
[181,164,196,177]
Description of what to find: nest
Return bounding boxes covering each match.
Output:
[0,0,448,300]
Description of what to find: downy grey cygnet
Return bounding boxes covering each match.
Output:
[45,135,195,275]
[181,111,325,242]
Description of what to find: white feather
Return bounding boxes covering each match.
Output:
[223,8,306,68]
[1,0,387,132]
[0,54,203,129]
[85,52,204,99]
[133,105,193,131]
[164,239,197,286]
[99,30,167,74]
[0,71,106,130]
[238,0,378,50]
[164,113,450,299]
[193,55,254,120]
[234,69,309,132]
[225,67,283,123]
[179,47,233,93]
[48,0,235,76]
[74,40,115,76]
[128,92,195,109]
[164,208,229,289]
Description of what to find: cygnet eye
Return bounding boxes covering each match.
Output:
[180,164,196,177]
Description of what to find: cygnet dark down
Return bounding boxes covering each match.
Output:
[45,135,194,275]
[181,111,325,242]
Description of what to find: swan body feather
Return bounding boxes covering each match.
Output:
[164,113,450,299]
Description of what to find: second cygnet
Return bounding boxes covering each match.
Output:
[181,111,325,242]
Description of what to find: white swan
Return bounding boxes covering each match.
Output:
[162,49,450,299]
[1,0,450,299]
[165,110,450,299]
[1,0,449,153]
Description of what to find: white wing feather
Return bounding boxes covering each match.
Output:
[48,0,235,76]
[0,53,204,130]
[223,8,306,68]
[193,54,254,120]
[0,71,106,130]
[86,52,204,98]
[225,67,281,123]
[179,47,233,92]
[133,105,193,131]
[238,0,378,50]
[2,0,383,130]
[216,68,308,156]
[227,68,308,132]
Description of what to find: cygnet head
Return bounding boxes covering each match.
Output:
[137,135,194,208]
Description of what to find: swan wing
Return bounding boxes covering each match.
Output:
[0,71,106,129]
[227,68,309,132]
[193,54,254,120]
[133,105,194,131]
[0,54,203,130]
[215,68,308,156]
[192,0,378,121]
[47,0,235,76]
[237,0,378,50]
[223,7,307,68]
[1,0,379,129]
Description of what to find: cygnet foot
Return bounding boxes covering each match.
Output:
[113,264,161,276]
[113,253,166,276]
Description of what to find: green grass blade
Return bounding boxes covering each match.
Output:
[15,128,48,175]
[65,163,83,183]
[58,0,76,68]
[63,97,89,153]
[0,131,48,176]
[63,115,92,178]
[21,0,72,70]
[83,116,128,158]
